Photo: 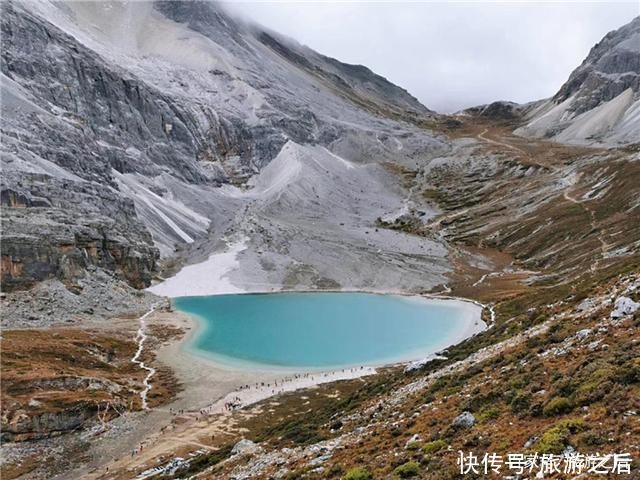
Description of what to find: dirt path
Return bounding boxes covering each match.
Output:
[476,127,563,172]
[563,186,609,272]
[475,127,609,272]
[477,128,529,157]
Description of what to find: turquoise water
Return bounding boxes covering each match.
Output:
[175,292,476,369]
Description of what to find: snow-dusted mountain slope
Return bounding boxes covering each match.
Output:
[515,16,640,145]
[1,0,446,296]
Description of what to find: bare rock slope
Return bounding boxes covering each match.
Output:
[1,0,446,315]
[515,16,640,145]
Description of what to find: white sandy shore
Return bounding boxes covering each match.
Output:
[154,312,378,414]
[206,366,376,415]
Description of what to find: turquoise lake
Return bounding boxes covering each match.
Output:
[175,292,479,369]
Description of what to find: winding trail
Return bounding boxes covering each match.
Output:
[476,127,609,272]
[477,128,528,157]
[563,186,609,272]
[132,305,158,410]
[476,127,558,172]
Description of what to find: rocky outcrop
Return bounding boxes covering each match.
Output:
[462,101,527,121]
[231,438,263,457]
[1,376,126,442]
[451,411,475,429]
[611,296,640,318]
[554,16,640,113]
[1,401,105,442]
[1,192,158,291]
[515,16,640,145]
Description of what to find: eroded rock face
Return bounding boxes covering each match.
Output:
[515,16,640,145]
[1,377,124,442]
[1,401,102,442]
[1,201,158,292]
[1,0,438,296]
[554,16,640,114]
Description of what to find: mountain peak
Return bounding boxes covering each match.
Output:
[554,15,640,112]
[515,15,640,145]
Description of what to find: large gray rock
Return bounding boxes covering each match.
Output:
[231,438,262,456]
[452,411,475,429]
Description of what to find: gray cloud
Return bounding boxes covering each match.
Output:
[224,1,639,112]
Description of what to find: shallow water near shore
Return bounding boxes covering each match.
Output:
[175,292,483,370]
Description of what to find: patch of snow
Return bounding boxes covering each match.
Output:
[147,238,248,297]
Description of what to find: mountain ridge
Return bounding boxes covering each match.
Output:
[514,15,640,145]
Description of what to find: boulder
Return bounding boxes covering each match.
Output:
[231,438,262,456]
[452,411,475,429]
[611,296,640,318]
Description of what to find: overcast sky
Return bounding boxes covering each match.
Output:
[224,1,639,112]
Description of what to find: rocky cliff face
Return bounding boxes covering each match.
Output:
[515,16,640,145]
[554,16,640,112]
[1,0,440,299]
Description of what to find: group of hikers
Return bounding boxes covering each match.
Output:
[161,367,368,419]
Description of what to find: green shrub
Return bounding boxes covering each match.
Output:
[344,467,373,480]
[477,405,501,423]
[510,391,531,414]
[405,441,422,451]
[394,461,420,478]
[536,419,585,454]
[327,464,344,477]
[543,396,573,416]
[422,439,447,454]
[616,358,640,384]
[174,444,234,476]
[574,379,611,405]
[551,378,576,397]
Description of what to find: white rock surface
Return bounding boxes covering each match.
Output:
[611,296,640,318]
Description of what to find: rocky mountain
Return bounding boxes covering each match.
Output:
[2,3,639,479]
[1,0,443,310]
[515,16,640,145]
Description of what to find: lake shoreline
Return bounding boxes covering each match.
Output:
[73,291,486,479]
[174,292,486,373]
[153,291,487,414]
